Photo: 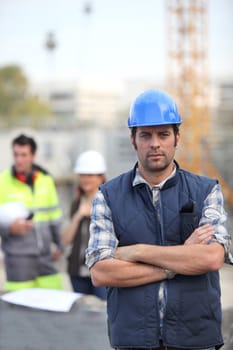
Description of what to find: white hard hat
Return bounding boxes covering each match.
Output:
[0,202,30,225]
[74,150,107,174]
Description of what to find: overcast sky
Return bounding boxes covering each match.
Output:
[0,0,232,85]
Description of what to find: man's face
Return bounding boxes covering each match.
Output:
[131,125,180,175]
[13,144,35,174]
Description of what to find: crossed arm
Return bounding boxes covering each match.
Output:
[90,224,225,288]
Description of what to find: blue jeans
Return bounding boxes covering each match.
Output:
[70,276,107,300]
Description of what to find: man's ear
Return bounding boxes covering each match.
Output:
[175,132,180,148]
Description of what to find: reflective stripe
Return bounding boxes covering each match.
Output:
[32,205,60,213]
[31,205,62,222]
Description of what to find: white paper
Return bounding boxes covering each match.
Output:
[1,288,83,312]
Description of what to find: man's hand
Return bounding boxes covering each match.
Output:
[184,224,214,245]
[115,245,137,262]
[9,218,33,235]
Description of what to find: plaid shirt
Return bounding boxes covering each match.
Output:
[86,168,231,269]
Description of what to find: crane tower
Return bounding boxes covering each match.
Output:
[166,0,233,207]
[166,0,209,174]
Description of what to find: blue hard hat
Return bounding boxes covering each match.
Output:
[128,89,182,127]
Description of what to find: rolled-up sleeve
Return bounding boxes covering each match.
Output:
[85,190,118,269]
[200,184,232,262]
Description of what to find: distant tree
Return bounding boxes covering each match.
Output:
[0,65,27,117]
[0,64,52,128]
[14,95,52,128]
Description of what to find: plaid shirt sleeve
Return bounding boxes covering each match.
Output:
[85,190,118,269]
[199,183,232,263]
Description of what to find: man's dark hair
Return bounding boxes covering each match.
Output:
[12,134,37,154]
[130,124,180,138]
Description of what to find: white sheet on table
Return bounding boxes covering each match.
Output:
[1,288,83,312]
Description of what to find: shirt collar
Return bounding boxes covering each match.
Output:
[133,163,177,190]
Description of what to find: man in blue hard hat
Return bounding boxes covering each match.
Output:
[86,90,231,350]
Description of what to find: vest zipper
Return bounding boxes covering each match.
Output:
[157,191,166,340]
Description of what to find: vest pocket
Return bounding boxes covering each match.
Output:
[180,212,198,242]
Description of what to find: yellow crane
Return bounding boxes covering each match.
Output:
[165,0,233,207]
